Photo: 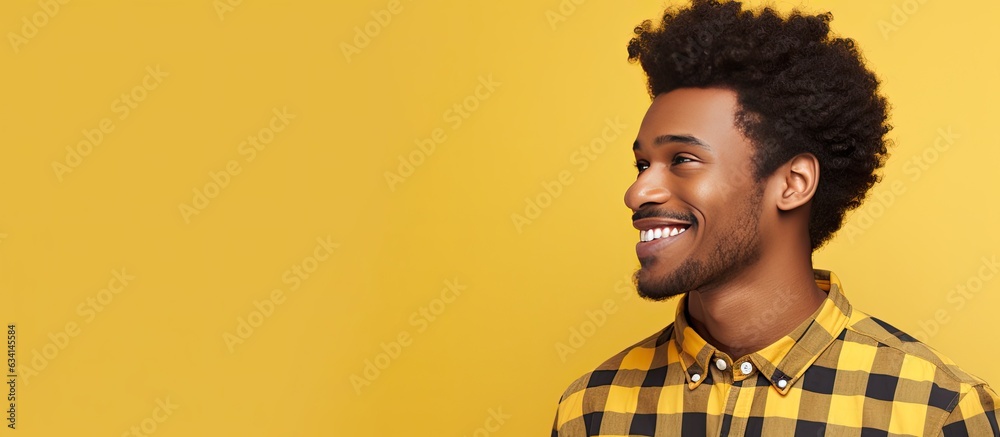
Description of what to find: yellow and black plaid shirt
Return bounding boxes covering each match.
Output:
[552,270,1000,436]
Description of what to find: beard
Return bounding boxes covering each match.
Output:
[633,187,764,301]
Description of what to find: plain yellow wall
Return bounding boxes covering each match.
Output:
[1,0,997,435]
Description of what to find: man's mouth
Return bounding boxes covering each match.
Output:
[634,220,692,261]
[633,216,693,244]
[639,225,688,242]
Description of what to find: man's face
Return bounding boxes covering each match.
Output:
[625,87,765,301]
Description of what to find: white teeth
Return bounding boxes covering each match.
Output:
[639,226,688,242]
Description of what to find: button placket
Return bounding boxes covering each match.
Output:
[687,366,705,388]
[715,358,727,371]
[709,354,734,385]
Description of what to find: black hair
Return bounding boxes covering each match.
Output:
[627,0,892,250]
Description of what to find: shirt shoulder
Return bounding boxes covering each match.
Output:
[557,323,673,399]
[552,324,674,435]
[846,308,991,388]
[844,308,999,433]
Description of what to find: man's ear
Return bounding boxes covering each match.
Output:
[775,153,819,212]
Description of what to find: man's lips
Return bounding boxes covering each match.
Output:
[632,217,692,232]
[633,218,692,258]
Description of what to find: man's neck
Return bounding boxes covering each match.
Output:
[684,256,828,360]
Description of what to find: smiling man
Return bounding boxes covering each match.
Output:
[550,1,999,436]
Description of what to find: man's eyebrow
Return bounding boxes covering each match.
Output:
[632,134,712,151]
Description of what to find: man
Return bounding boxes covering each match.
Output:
[551,1,999,436]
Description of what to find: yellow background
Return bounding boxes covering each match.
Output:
[1,0,997,435]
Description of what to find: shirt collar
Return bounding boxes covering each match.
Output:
[672,269,852,394]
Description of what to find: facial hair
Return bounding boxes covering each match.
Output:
[633,187,764,301]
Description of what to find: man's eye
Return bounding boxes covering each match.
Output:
[672,155,694,165]
[634,160,649,173]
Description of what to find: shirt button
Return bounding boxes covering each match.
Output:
[777,379,788,389]
[715,359,727,371]
[739,361,753,375]
[691,373,701,382]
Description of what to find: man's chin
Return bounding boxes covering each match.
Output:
[633,267,690,302]
[636,288,686,302]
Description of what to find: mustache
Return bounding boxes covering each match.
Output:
[631,208,696,223]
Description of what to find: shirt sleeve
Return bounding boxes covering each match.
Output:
[552,405,559,437]
[939,383,1000,436]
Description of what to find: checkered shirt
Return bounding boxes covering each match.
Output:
[551,270,1000,436]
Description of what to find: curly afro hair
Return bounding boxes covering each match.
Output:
[627,0,892,251]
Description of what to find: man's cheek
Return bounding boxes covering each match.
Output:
[719,167,752,196]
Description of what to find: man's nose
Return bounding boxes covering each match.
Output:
[624,168,672,212]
